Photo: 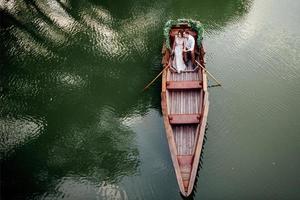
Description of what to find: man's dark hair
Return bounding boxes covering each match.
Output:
[183,30,190,34]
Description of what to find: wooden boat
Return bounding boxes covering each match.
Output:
[161,20,209,197]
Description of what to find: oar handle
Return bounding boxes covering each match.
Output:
[195,60,222,86]
[143,64,170,91]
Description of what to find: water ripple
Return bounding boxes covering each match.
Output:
[0,116,45,158]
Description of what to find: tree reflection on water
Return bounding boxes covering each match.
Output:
[1,0,252,199]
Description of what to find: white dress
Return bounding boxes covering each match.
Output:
[172,36,187,73]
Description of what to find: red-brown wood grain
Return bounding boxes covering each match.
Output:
[161,23,209,197]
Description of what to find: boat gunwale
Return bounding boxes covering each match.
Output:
[161,23,209,197]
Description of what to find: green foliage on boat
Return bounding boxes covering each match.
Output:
[163,19,204,50]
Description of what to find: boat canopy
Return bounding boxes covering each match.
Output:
[163,19,204,50]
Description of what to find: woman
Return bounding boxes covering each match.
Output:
[172,30,187,73]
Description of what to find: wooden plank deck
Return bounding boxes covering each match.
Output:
[173,125,197,155]
[167,61,202,156]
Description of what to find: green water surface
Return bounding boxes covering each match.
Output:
[1,0,299,199]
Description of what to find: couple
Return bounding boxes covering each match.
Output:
[172,30,195,73]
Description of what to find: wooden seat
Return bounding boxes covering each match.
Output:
[169,114,200,124]
[177,155,193,188]
[167,81,202,90]
[177,155,194,166]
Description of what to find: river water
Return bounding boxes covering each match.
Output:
[1,0,299,199]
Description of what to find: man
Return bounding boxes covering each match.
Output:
[183,30,195,67]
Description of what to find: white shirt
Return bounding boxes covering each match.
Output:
[186,35,195,52]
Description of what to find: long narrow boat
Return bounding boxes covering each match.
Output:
[161,19,209,197]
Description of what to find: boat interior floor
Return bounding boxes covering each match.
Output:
[166,60,203,188]
[167,61,203,155]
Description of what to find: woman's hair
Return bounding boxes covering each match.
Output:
[177,30,183,37]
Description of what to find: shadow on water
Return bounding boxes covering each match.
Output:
[1,0,252,199]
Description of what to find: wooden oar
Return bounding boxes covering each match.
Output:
[195,60,222,87]
[143,64,170,91]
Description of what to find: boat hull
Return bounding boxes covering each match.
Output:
[161,24,209,197]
